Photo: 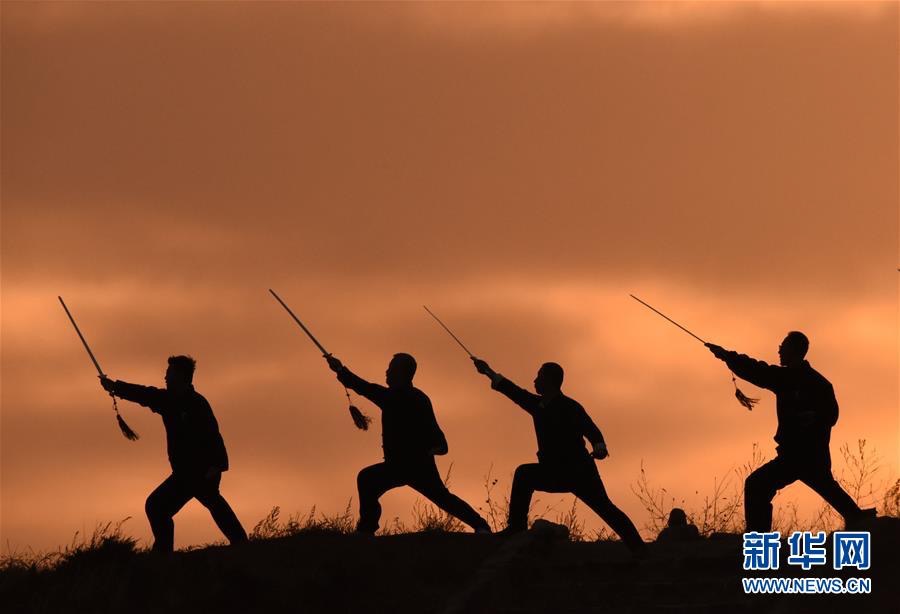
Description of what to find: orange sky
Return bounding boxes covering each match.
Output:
[2,2,897,552]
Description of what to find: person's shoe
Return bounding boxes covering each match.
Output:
[494,525,526,538]
[845,508,877,531]
[351,527,377,538]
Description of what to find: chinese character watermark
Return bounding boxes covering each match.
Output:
[833,532,870,571]
[786,531,828,570]
[743,531,781,570]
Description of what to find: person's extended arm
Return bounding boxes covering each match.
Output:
[325,355,388,407]
[471,357,539,414]
[100,376,166,411]
[705,344,781,391]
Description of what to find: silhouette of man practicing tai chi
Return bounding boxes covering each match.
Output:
[325,353,491,534]
[471,358,646,553]
[706,332,876,532]
[100,355,248,552]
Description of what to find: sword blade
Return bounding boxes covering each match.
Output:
[269,289,330,355]
[59,296,106,376]
[423,305,475,357]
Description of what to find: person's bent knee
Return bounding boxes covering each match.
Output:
[357,467,377,490]
[513,464,536,482]
[743,475,757,498]
[745,471,774,500]
[145,493,164,520]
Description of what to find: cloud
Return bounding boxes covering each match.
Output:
[4,2,896,293]
[3,275,896,549]
[391,1,893,38]
[2,2,896,550]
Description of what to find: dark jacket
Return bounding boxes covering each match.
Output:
[492,377,604,466]
[111,381,229,473]
[337,368,447,463]
[722,353,838,454]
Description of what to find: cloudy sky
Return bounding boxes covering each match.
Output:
[2,1,897,551]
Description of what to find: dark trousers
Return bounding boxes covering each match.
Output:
[146,471,248,552]
[356,459,489,533]
[745,450,861,532]
[509,462,645,551]
[509,462,644,550]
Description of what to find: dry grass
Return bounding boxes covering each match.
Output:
[249,501,356,539]
[5,440,896,573]
[632,439,898,539]
[1,518,139,574]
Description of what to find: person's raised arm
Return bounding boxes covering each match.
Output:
[705,343,781,391]
[471,357,539,414]
[99,375,166,412]
[471,357,499,381]
[325,355,388,407]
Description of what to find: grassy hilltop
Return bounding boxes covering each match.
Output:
[2,516,897,614]
[4,444,898,613]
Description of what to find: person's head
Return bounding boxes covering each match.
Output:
[386,353,417,388]
[778,331,809,367]
[534,362,564,396]
[165,355,196,389]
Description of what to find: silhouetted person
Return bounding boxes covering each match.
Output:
[471,358,645,553]
[325,353,491,534]
[100,355,247,552]
[656,508,700,542]
[706,332,875,532]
